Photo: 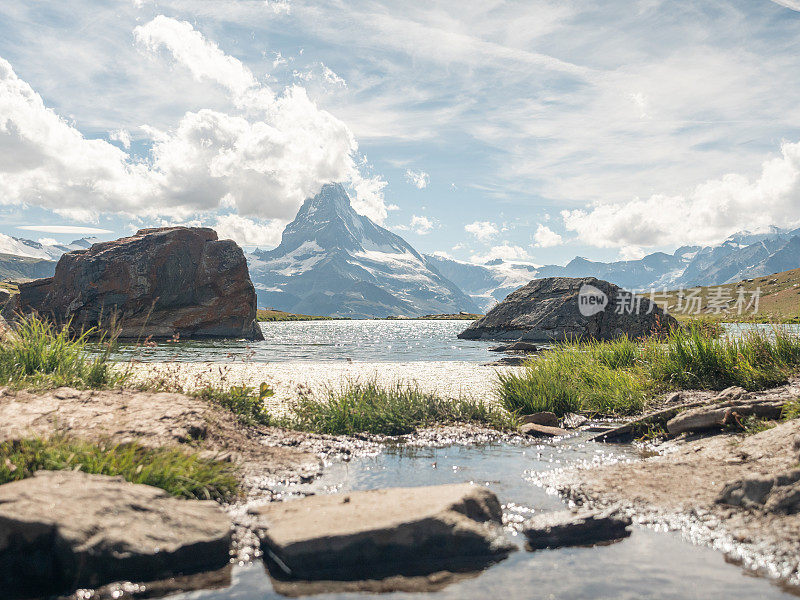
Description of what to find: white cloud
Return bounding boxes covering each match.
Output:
[18,225,113,234]
[464,220,498,241]
[470,243,530,264]
[134,16,257,99]
[37,237,57,246]
[212,214,284,247]
[109,129,131,149]
[0,17,388,226]
[396,214,434,235]
[405,169,429,189]
[410,215,433,235]
[562,140,800,249]
[431,250,453,259]
[532,224,563,248]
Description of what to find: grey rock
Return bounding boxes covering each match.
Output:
[489,341,540,353]
[5,227,263,340]
[718,469,800,514]
[666,398,787,435]
[0,471,232,598]
[458,277,677,342]
[520,412,559,427]
[561,413,588,429]
[253,483,514,580]
[519,422,570,437]
[523,508,632,550]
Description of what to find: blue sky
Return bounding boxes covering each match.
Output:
[1,0,800,266]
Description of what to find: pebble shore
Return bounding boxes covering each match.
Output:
[129,360,520,416]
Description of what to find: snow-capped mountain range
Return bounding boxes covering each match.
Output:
[0,234,96,261]
[247,183,479,318]
[427,226,800,311]
[2,193,798,316]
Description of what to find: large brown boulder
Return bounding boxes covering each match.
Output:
[459,277,677,342]
[0,470,232,598]
[4,227,263,340]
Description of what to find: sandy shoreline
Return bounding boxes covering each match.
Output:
[128,360,520,415]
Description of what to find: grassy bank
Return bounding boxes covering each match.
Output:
[0,436,239,501]
[498,326,800,417]
[283,380,516,435]
[257,309,346,321]
[0,314,126,390]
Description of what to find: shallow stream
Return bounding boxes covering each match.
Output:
[172,436,797,600]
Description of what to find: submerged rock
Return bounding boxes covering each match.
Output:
[0,471,232,598]
[5,227,263,340]
[523,509,632,550]
[253,483,514,580]
[459,277,677,342]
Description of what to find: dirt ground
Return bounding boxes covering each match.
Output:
[560,415,800,587]
[0,386,324,488]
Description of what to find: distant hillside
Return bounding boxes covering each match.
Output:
[651,267,800,322]
[0,253,56,280]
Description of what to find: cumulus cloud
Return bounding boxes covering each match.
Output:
[109,129,131,149]
[464,220,499,241]
[562,140,800,250]
[396,214,434,235]
[470,243,530,264]
[0,16,387,229]
[405,169,429,189]
[212,213,284,247]
[532,224,563,248]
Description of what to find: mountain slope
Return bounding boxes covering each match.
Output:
[428,227,800,311]
[247,184,479,318]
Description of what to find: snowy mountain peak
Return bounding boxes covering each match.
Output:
[248,183,478,318]
[268,183,416,259]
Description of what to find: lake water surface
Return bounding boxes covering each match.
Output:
[113,320,497,363]
[112,320,800,365]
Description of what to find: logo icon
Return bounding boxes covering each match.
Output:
[578,284,608,317]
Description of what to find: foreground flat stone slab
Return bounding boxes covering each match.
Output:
[253,484,514,580]
[523,509,631,550]
[0,471,232,598]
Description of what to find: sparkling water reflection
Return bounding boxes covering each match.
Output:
[171,439,797,600]
[111,320,498,363]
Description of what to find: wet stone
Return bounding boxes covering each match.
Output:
[523,508,632,550]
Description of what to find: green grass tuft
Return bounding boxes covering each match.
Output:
[0,314,127,390]
[497,325,800,417]
[283,379,516,435]
[0,436,239,501]
[192,382,274,426]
